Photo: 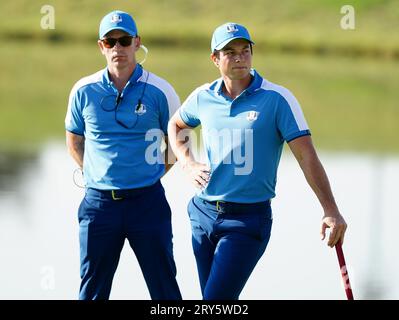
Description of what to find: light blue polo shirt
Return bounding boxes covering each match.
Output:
[65,64,180,189]
[179,69,310,203]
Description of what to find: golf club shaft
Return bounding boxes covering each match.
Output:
[335,241,354,300]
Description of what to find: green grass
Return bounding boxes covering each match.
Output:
[1,0,399,56]
[0,41,100,150]
[1,0,398,152]
[259,54,399,153]
[0,41,398,153]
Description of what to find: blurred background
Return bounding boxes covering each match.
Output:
[0,0,398,299]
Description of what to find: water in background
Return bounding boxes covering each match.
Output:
[0,141,398,299]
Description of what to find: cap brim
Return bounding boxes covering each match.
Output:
[100,27,137,39]
[214,37,254,51]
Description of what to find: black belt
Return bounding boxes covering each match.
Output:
[200,198,271,214]
[88,180,161,200]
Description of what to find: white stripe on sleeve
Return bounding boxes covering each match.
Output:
[143,70,181,119]
[260,79,309,131]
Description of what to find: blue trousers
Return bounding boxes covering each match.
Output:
[77,181,181,300]
[188,196,273,300]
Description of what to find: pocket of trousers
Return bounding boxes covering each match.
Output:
[258,212,273,241]
[78,195,109,223]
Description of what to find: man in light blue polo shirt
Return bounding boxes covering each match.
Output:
[168,22,348,299]
[65,10,181,300]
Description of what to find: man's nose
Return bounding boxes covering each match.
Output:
[233,52,244,62]
[114,41,122,49]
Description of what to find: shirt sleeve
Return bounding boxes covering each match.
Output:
[179,90,201,128]
[275,88,311,142]
[65,86,85,135]
[159,83,181,134]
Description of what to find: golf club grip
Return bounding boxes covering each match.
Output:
[335,241,354,300]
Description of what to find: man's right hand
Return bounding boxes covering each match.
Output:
[182,161,211,189]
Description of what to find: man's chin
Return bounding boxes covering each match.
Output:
[111,60,128,68]
[230,71,250,80]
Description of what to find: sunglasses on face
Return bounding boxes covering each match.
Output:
[101,36,134,48]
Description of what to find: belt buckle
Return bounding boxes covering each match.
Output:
[216,200,225,214]
[111,190,123,201]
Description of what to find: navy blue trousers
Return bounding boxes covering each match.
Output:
[77,181,181,300]
[188,196,273,300]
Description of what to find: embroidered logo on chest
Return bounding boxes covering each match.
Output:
[246,111,259,121]
[135,103,147,115]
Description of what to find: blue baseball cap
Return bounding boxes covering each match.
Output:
[211,22,254,52]
[99,10,138,39]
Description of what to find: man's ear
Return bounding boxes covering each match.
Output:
[210,52,220,68]
[134,36,142,51]
[98,40,106,55]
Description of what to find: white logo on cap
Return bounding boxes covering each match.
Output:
[226,24,238,33]
[110,14,122,23]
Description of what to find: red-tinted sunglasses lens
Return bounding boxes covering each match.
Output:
[102,36,133,48]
